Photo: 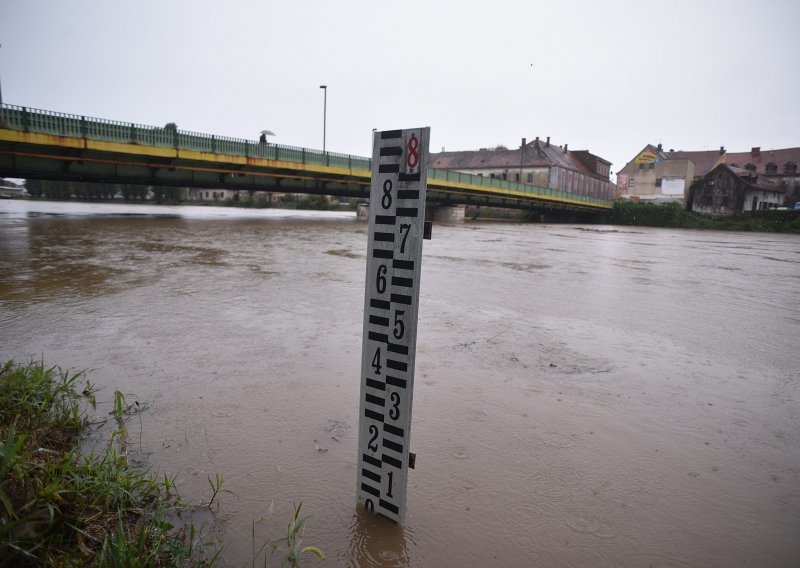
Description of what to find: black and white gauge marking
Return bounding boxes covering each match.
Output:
[356,127,430,524]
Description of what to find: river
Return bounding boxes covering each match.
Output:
[1,199,799,567]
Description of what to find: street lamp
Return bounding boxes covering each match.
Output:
[319,85,327,153]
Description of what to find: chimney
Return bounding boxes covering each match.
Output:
[521,137,526,148]
[564,143,568,153]
[546,136,550,147]
[751,147,761,157]
[534,136,540,148]
[657,143,662,150]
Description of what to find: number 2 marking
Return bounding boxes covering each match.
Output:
[368,424,378,452]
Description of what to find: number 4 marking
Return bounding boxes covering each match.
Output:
[371,347,382,375]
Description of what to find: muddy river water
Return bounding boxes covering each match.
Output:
[1,200,799,567]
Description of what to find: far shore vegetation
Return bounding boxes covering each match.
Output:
[0,360,324,567]
[606,201,800,233]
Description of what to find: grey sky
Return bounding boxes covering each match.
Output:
[1,0,798,178]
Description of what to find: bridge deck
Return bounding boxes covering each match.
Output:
[0,104,611,210]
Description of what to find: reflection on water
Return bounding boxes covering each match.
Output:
[2,199,800,566]
[344,505,410,567]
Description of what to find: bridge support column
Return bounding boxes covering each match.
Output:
[357,202,369,220]
[426,204,466,223]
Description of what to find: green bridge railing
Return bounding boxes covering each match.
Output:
[0,104,612,208]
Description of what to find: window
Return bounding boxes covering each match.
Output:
[502,172,507,180]
[648,162,655,169]
[490,173,496,178]
[638,163,645,170]
[527,173,533,183]
[628,179,636,188]
[655,178,662,187]
[515,173,520,182]
[745,163,757,172]
[784,162,797,174]
[765,162,777,174]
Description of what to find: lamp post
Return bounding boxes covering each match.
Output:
[319,85,327,153]
[0,43,4,106]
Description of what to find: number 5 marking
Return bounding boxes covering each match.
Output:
[393,310,405,340]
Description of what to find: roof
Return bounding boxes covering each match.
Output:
[429,139,609,177]
[719,147,800,176]
[621,145,800,177]
[665,150,723,176]
[713,164,782,192]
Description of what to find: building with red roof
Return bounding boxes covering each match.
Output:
[618,144,800,206]
[430,137,615,200]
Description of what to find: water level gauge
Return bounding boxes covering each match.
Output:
[356,127,430,524]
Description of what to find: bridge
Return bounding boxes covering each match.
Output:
[0,104,612,216]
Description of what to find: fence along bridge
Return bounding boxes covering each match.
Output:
[0,104,611,213]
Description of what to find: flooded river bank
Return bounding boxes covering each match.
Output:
[1,200,799,566]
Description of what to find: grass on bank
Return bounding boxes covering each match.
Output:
[0,360,326,567]
[0,360,216,567]
[608,201,800,233]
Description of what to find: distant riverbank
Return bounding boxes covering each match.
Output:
[6,196,800,233]
[607,201,800,233]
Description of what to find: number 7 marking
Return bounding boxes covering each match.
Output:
[399,224,411,253]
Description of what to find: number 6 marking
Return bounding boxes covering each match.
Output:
[376,264,387,294]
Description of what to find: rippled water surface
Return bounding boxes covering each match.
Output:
[2,200,799,566]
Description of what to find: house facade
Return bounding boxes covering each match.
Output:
[690,164,784,216]
[430,137,615,200]
[618,144,800,206]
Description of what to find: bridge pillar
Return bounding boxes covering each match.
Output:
[356,202,370,220]
[426,204,466,223]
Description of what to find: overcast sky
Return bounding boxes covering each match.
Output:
[1,0,798,178]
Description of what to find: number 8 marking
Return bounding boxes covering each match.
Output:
[381,179,393,209]
[406,134,419,171]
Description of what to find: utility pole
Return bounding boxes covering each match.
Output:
[319,85,327,152]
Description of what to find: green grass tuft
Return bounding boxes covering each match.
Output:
[0,360,217,566]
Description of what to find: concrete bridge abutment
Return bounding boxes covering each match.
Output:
[425,204,466,223]
[359,203,466,223]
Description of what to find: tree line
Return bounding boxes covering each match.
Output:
[24,179,182,203]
